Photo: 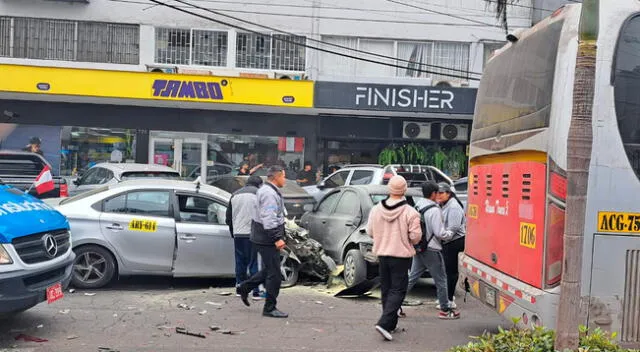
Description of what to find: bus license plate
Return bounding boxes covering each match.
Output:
[485,286,496,307]
[46,282,64,304]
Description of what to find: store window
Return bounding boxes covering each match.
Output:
[150,131,306,182]
[61,127,137,176]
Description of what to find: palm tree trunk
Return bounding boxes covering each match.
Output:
[555,0,599,349]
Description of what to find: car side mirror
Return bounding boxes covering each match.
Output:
[303,204,314,212]
[73,178,81,186]
[317,181,326,190]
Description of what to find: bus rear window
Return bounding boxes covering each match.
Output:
[614,14,640,179]
[472,20,564,141]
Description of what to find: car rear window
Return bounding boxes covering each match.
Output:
[121,171,181,180]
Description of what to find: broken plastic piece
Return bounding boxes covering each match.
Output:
[175,327,206,338]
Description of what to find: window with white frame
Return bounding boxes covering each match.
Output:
[319,36,470,83]
[155,27,228,67]
[0,16,139,64]
[236,33,306,71]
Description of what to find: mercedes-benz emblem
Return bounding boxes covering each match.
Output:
[42,234,58,258]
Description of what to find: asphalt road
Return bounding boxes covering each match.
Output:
[0,276,507,352]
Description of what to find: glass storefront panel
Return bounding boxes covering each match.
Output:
[150,131,306,183]
[0,123,136,177]
[61,127,137,176]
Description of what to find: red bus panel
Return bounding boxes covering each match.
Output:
[466,161,547,288]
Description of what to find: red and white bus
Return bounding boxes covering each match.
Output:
[460,2,640,345]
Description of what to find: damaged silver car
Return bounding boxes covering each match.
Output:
[300,185,425,288]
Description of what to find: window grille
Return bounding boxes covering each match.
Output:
[0,17,10,57]
[13,17,75,60]
[236,33,306,71]
[0,16,139,64]
[77,22,139,64]
[155,27,227,67]
[192,29,227,67]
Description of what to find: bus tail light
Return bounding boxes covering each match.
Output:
[549,172,567,200]
[545,203,565,286]
[60,183,69,198]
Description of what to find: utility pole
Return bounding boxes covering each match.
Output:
[555,0,599,349]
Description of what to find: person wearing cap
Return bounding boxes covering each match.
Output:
[437,182,467,309]
[367,175,422,341]
[23,136,43,156]
[225,175,264,301]
[404,181,460,319]
[237,166,289,318]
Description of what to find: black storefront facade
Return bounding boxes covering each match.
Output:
[314,81,478,179]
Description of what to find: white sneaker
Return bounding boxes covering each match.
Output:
[435,301,457,310]
[375,325,393,341]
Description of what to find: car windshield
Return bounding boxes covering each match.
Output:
[121,171,181,180]
[60,185,110,205]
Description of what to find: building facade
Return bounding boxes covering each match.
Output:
[0,0,549,181]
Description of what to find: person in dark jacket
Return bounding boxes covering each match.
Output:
[226,175,263,300]
[237,166,288,318]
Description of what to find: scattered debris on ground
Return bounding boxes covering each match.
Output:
[83,293,96,296]
[177,303,195,310]
[68,288,76,293]
[198,310,207,315]
[217,292,232,296]
[175,327,206,338]
[98,347,120,352]
[209,325,221,332]
[205,301,222,306]
[36,324,43,329]
[59,309,70,314]
[401,300,423,306]
[66,335,79,340]
[15,334,48,343]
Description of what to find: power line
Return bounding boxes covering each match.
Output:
[108,0,496,26]
[145,0,480,80]
[144,0,483,77]
[174,0,484,76]
[384,0,502,28]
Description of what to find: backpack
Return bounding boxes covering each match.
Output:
[415,204,438,253]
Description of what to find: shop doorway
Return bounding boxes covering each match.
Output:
[149,134,207,179]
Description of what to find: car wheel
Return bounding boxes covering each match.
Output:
[280,251,299,288]
[343,249,367,288]
[72,245,116,289]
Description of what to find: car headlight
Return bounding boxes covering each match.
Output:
[0,244,13,265]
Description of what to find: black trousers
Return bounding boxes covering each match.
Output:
[239,244,281,312]
[377,256,412,331]
[442,237,465,301]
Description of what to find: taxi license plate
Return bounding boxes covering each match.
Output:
[46,282,64,304]
[485,285,496,307]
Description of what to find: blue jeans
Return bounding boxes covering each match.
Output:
[407,249,450,311]
[234,237,259,295]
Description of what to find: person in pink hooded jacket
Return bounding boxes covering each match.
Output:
[367,175,422,341]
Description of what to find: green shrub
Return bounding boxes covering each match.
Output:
[449,319,639,352]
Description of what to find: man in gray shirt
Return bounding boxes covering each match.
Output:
[226,175,263,300]
[406,182,460,319]
[237,166,288,318]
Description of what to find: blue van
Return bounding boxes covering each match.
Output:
[0,184,74,314]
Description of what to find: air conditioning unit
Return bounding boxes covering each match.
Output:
[403,121,432,140]
[146,65,177,74]
[440,123,469,141]
[275,72,307,80]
